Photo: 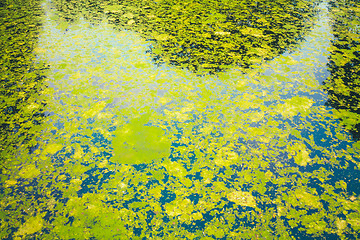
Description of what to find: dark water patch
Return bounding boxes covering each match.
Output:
[324,0,360,140]
[50,0,321,74]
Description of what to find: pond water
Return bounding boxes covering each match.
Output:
[1,0,360,239]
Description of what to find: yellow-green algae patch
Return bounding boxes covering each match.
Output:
[14,216,44,239]
[1,0,360,239]
[19,165,40,179]
[288,142,313,166]
[227,191,257,208]
[111,116,171,164]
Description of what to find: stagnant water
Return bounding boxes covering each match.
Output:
[1,0,360,239]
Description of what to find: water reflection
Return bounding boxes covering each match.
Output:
[324,0,360,140]
[0,0,49,239]
[0,0,47,165]
[1,0,360,239]
[51,0,320,74]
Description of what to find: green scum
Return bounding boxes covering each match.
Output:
[1,0,360,239]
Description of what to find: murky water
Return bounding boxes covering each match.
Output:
[1,0,360,239]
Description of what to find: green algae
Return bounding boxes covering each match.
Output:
[0,0,48,170]
[1,0,360,239]
[324,0,360,140]
[111,115,171,164]
[51,0,320,74]
[14,215,44,239]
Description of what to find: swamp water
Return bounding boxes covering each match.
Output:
[1,0,360,239]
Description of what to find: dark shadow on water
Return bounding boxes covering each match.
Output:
[50,0,321,74]
[324,0,360,141]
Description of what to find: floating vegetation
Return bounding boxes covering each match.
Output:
[324,0,360,140]
[0,0,47,169]
[1,0,360,239]
[51,0,320,73]
[111,114,172,164]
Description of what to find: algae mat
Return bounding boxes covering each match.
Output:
[1,0,360,239]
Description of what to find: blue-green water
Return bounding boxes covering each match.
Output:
[1,0,360,239]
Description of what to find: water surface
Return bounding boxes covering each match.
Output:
[1,0,360,239]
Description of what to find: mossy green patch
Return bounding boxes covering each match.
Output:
[14,216,43,238]
[19,165,40,179]
[2,0,360,239]
[111,117,171,164]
